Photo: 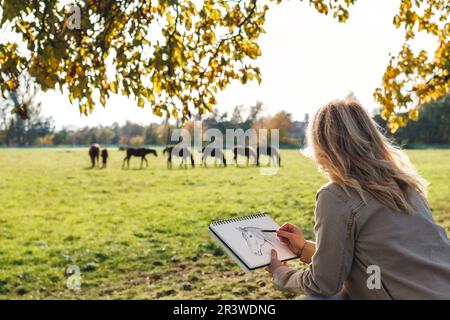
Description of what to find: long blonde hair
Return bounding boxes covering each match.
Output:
[305,99,427,213]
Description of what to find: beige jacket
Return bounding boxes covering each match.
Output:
[273,182,450,299]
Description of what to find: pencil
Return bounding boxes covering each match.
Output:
[261,229,278,233]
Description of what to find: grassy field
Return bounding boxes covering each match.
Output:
[0,148,449,299]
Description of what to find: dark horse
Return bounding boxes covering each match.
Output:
[163,146,195,169]
[233,146,258,167]
[88,143,100,168]
[257,146,281,167]
[201,146,226,167]
[121,147,157,169]
[101,148,109,169]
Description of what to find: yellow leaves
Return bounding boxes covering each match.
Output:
[241,42,261,60]
[384,65,400,82]
[393,15,402,28]
[79,99,94,115]
[310,1,353,22]
[397,116,407,127]
[255,72,262,84]
[48,57,60,70]
[384,0,450,123]
[2,0,275,121]
[312,1,329,15]
[72,86,83,99]
[109,81,118,94]
[408,108,419,121]
[100,95,106,106]
[135,31,143,42]
[210,8,221,21]
[137,96,145,108]
[166,12,176,27]
[79,102,88,115]
[80,47,88,59]
[144,89,155,104]
[5,79,18,91]
[153,74,162,95]
[387,115,407,134]
[1,0,27,24]
[17,20,30,32]
[334,6,350,23]
[171,109,178,119]
[153,107,163,117]
[101,80,110,91]
[421,90,445,104]
[44,76,56,89]
[171,40,185,67]
[202,31,216,45]
[240,73,248,85]
[376,3,449,133]
[8,0,446,128]
[381,108,391,121]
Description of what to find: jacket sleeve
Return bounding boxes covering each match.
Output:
[272,188,356,296]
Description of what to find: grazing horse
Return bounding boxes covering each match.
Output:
[88,143,100,168]
[237,227,275,256]
[257,146,281,167]
[121,147,157,169]
[233,146,258,167]
[201,146,226,167]
[101,148,109,169]
[163,146,195,169]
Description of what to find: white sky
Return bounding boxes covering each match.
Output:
[5,0,437,128]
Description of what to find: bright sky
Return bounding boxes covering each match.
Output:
[9,0,436,128]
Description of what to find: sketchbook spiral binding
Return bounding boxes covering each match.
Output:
[210,212,267,226]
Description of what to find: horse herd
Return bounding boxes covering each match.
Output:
[88,144,281,169]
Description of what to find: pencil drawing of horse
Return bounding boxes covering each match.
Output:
[237,226,275,256]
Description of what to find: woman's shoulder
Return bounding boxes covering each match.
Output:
[316,182,366,211]
[316,182,347,201]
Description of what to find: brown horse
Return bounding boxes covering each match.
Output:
[88,144,100,168]
[201,146,226,167]
[257,146,281,167]
[121,147,157,169]
[101,148,108,168]
[233,146,258,167]
[163,146,195,169]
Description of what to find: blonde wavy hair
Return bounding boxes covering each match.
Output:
[305,99,427,213]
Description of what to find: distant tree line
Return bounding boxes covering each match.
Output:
[1,83,449,148]
[0,98,307,147]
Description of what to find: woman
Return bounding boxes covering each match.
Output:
[267,99,450,299]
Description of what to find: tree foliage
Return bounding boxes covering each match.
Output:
[374,0,450,132]
[0,0,448,131]
[253,110,294,144]
[375,94,450,145]
[0,0,355,120]
[0,74,54,146]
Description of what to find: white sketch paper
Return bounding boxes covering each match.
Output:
[210,214,297,270]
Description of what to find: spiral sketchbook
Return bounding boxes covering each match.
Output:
[209,213,297,272]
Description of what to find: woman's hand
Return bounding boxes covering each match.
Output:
[276,223,306,257]
[266,249,287,275]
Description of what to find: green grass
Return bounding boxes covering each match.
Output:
[0,148,449,299]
